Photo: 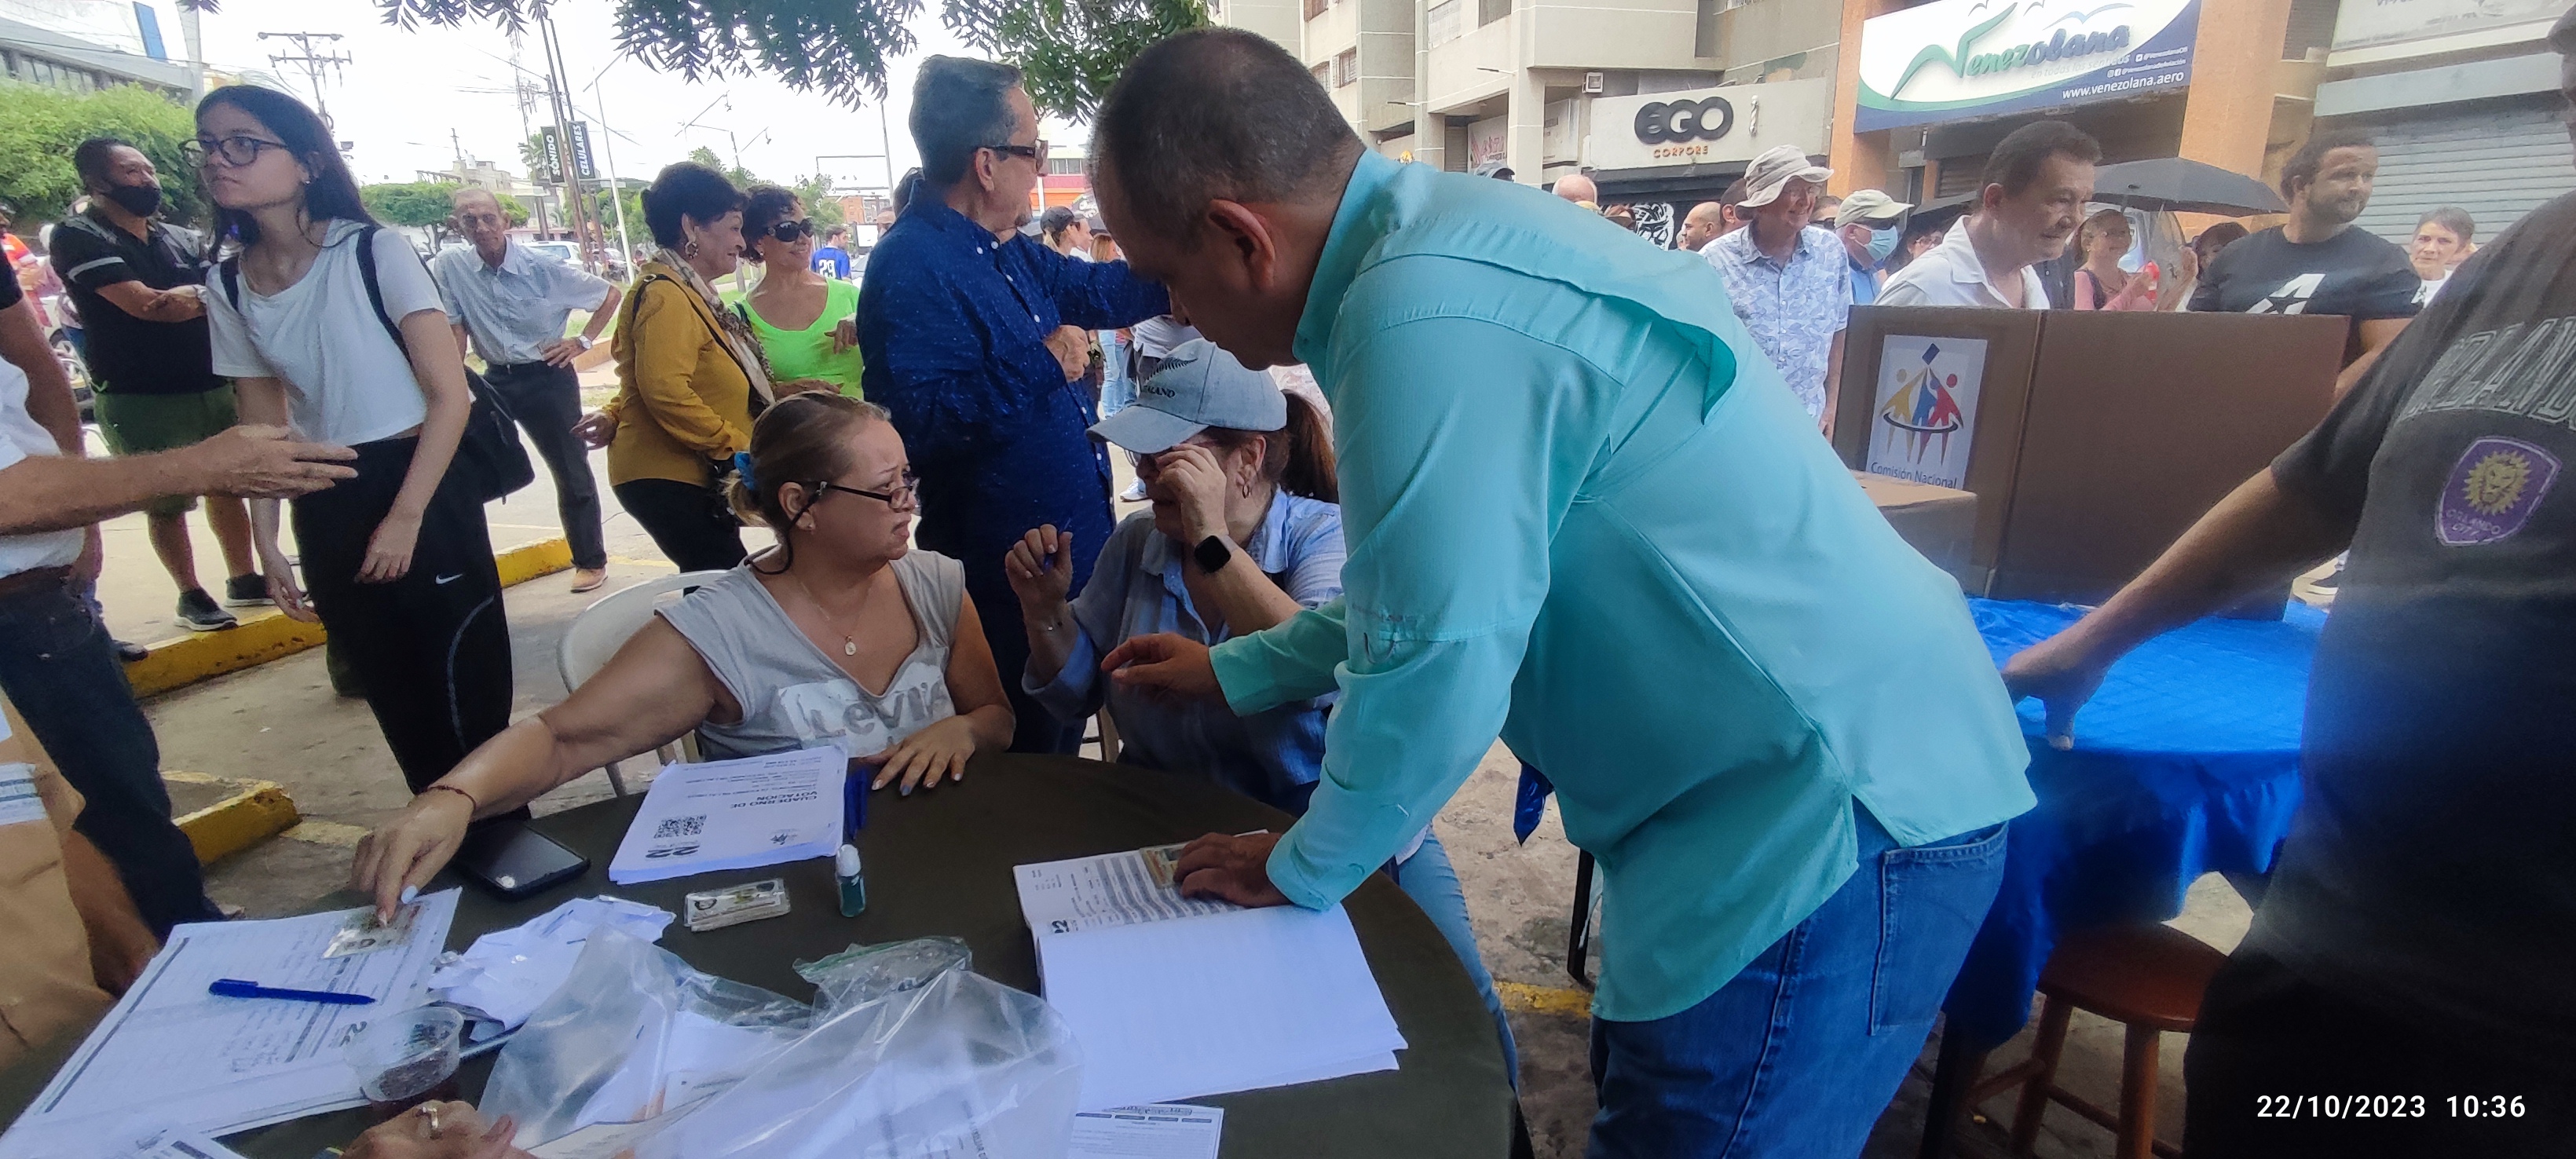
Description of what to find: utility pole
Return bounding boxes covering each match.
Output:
[257,31,349,119]
[580,60,637,271]
[532,5,597,269]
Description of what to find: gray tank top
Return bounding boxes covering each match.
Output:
[658,551,965,762]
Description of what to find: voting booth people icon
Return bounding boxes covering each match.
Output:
[1868,335,1988,491]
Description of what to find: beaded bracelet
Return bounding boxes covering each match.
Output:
[424,783,480,813]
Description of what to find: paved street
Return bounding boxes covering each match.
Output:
[89,386,2253,1159]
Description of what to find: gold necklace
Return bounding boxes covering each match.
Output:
[787,567,873,657]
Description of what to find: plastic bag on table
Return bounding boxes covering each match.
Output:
[635,939,1083,1159]
[794,935,974,1015]
[481,927,810,1150]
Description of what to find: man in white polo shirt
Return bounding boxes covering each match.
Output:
[1880,121,2098,309]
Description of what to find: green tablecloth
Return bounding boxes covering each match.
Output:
[0,754,1514,1157]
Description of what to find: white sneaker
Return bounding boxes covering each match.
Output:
[1118,479,1149,503]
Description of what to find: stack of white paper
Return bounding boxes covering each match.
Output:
[1014,850,1407,1111]
[608,747,847,885]
[430,896,676,1036]
[0,891,460,1159]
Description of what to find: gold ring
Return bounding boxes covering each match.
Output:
[419,1102,444,1139]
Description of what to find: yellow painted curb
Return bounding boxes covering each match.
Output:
[124,611,328,699]
[174,777,300,865]
[496,537,575,587]
[1495,980,1593,1018]
[123,538,573,699]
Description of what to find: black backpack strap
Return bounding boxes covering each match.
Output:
[219,255,241,311]
[352,225,411,356]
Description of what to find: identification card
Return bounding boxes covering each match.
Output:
[1140,843,1190,890]
[323,902,419,959]
[684,879,790,932]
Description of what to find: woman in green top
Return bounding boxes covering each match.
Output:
[739,185,864,397]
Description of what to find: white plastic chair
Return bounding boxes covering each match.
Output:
[556,570,730,795]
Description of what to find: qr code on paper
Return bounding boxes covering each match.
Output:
[655,815,706,839]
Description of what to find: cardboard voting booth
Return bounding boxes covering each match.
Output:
[1833,307,2348,603]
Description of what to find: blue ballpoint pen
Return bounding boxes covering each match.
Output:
[210,978,376,1005]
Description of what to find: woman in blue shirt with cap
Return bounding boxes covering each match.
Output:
[1004,339,1516,1080]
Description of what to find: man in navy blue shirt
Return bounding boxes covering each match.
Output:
[859,56,1168,752]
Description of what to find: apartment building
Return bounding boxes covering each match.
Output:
[1217,0,1857,243]
[1221,0,2572,253]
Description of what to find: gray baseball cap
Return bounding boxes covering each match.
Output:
[1090,338,1286,454]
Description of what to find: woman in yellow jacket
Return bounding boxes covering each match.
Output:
[591,161,774,572]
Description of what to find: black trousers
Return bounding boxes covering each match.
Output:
[614,477,748,573]
[485,360,606,570]
[0,580,221,936]
[2184,945,2574,1157]
[291,437,513,793]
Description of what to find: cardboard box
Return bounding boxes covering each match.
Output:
[1833,308,2345,604]
[1853,471,1978,586]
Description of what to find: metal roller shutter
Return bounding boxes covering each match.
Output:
[2353,99,2574,249]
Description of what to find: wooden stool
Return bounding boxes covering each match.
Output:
[1999,924,2228,1159]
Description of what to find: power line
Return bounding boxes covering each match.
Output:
[256,30,348,120]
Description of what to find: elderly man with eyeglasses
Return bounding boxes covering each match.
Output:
[427,187,620,593]
[857,56,1169,755]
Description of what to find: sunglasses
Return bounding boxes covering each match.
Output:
[764,218,815,243]
[982,139,1052,165]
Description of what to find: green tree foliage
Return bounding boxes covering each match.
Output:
[685,145,756,189]
[360,182,531,247]
[361,181,459,229]
[521,131,553,182]
[0,82,206,227]
[361,0,1204,117]
[791,175,846,232]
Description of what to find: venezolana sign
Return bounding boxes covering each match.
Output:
[1855,0,2201,132]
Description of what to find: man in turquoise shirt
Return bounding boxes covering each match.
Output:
[1092,31,2033,1155]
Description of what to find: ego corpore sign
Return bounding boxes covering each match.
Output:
[1633,96,1735,144]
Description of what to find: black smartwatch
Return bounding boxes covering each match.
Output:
[1193,535,1232,575]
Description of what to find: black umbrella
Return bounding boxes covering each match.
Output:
[2091,157,2286,216]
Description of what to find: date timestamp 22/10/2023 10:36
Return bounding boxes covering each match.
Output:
[2254,1095,2530,1120]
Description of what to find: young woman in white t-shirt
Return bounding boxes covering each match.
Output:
[192,85,514,797]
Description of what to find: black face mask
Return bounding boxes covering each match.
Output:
[104,183,163,218]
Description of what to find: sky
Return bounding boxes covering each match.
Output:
[188,0,1088,194]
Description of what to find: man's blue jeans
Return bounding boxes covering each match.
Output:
[0,579,221,936]
[1588,810,2007,1158]
[1389,830,1520,1085]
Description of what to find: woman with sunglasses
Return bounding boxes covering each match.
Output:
[738,186,863,398]
[577,162,775,573]
[191,85,514,802]
[350,393,1016,915]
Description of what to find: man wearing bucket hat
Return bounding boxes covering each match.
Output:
[1835,189,1912,308]
[1705,144,1851,432]
[1004,341,1520,1076]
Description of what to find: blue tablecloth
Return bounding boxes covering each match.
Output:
[1941,598,2322,1051]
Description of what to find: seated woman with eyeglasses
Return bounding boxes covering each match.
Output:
[349,393,1015,916]
[738,185,864,397]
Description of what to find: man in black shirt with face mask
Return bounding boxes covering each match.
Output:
[49,137,262,633]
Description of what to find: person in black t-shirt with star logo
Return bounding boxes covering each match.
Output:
[2189,129,2420,396]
